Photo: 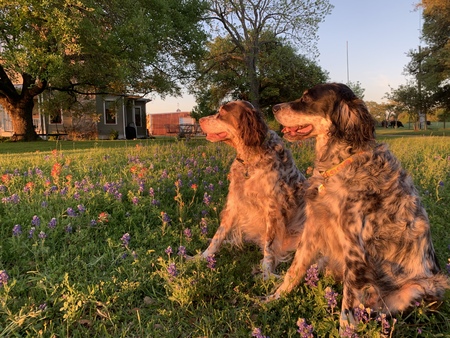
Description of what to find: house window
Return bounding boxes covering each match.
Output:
[50,109,62,124]
[134,107,142,127]
[104,100,117,124]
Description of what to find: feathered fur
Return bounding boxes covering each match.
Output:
[271,83,449,330]
[199,100,306,278]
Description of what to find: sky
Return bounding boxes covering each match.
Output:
[147,0,422,114]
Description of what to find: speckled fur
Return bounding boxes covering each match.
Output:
[199,101,306,278]
[272,83,449,330]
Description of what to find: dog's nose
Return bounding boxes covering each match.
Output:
[272,104,281,114]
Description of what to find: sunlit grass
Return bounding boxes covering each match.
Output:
[0,137,448,337]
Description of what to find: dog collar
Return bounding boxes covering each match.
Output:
[321,152,366,179]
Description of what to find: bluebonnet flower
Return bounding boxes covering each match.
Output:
[377,314,394,335]
[60,187,68,196]
[206,255,216,270]
[151,199,160,206]
[0,184,6,192]
[0,270,10,287]
[203,192,212,206]
[38,303,47,311]
[149,187,155,197]
[90,219,97,226]
[183,228,192,239]
[353,306,369,323]
[167,263,177,278]
[341,325,359,338]
[65,225,73,233]
[177,246,187,258]
[31,215,41,227]
[251,327,268,338]
[305,264,319,287]
[160,169,168,179]
[48,218,57,229]
[438,180,444,187]
[165,246,173,255]
[28,227,36,238]
[324,287,338,311]
[200,218,208,236]
[121,233,131,247]
[41,201,48,208]
[132,196,139,205]
[38,231,47,239]
[12,224,22,236]
[73,192,80,200]
[77,204,86,213]
[66,207,77,217]
[161,212,171,224]
[297,318,314,338]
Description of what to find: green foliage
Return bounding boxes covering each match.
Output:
[0,136,448,337]
[191,33,329,118]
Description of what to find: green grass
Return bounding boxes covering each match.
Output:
[0,136,449,337]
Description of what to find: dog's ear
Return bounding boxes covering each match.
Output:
[330,92,375,149]
[239,103,268,147]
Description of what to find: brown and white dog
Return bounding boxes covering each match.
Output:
[198,100,306,279]
[271,83,449,330]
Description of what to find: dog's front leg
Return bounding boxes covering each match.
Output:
[265,222,318,300]
[200,208,235,258]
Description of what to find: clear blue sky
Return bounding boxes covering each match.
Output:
[147,0,422,113]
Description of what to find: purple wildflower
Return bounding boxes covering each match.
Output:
[200,218,208,236]
[66,207,77,217]
[12,224,22,236]
[77,204,86,213]
[324,287,338,311]
[251,327,268,338]
[10,194,20,204]
[167,263,177,278]
[161,212,171,224]
[0,270,10,287]
[38,303,47,311]
[297,318,314,338]
[353,306,369,323]
[165,246,173,255]
[305,264,319,287]
[149,187,155,197]
[65,225,73,233]
[377,314,393,335]
[183,228,192,239]
[90,219,97,226]
[28,227,36,238]
[121,233,131,247]
[31,215,41,227]
[45,218,56,230]
[60,187,68,196]
[341,325,359,338]
[38,231,47,239]
[73,192,80,200]
[206,255,216,270]
[160,169,168,179]
[203,192,212,205]
[132,196,139,205]
[41,201,48,208]
[177,246,187,258]
[438,180,444,187]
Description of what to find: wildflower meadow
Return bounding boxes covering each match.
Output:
[0,136,449,337]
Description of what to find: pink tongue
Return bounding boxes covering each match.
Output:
[282,126,301,136]
[297,125,313,135]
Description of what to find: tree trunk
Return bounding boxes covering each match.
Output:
[2,97,38,141]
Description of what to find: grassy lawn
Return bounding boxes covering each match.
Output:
[0,134,448,337]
